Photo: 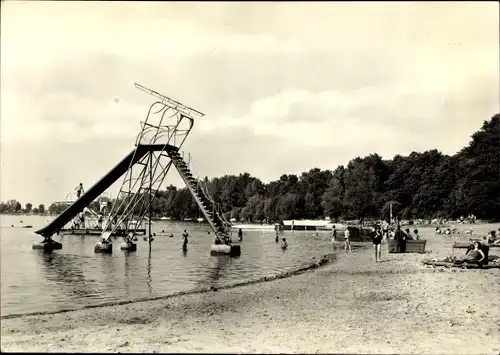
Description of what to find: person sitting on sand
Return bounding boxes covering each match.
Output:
[488,231,497,244]
[404,228,414,240]
[493,229,500,244]
[456,242,486,264]
[281,237,288,250]
[413,229,420,240]
[344,226,352,253]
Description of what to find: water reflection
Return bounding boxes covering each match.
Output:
[146,246,152,296]
[2,215,348,316]
[208,255,231,284]
[36,252,97,300]
[193,254,232,289]
[98,252,120,287]
[123,250,133,298]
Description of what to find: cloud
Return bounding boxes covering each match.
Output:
[0,1,498,205]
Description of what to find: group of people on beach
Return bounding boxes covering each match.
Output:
[330,222,422,262]
[330,225,352,253]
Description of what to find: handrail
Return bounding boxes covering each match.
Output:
[185,157,231,228]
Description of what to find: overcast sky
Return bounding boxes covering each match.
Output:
[1,1,499,207]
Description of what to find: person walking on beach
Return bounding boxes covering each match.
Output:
[331,225,337,249]
[372,227,383,262]
[75,183,84,199]
[382,220,389,242]
[394,225,406,253]
[344,226,352,253]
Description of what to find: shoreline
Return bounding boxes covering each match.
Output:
[1,251,342,321]
[2,230,499,354]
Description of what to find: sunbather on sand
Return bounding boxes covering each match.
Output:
[455,242,486,264]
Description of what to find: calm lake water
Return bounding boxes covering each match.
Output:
[0,214,333,317]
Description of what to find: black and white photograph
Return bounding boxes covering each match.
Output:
[1,1,499,353]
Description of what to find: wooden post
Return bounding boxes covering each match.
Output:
[148,152,152,244]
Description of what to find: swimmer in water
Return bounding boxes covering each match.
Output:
[182,230,188,250]
[281,237,288,250]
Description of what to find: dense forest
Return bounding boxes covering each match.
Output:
[2,114,499,222]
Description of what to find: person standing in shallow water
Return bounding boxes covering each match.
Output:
[182,230,188,250]
[238,228,243,241]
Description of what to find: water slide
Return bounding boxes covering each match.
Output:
[36,144,178,238]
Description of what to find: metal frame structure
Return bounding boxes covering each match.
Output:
[101,84,204,242]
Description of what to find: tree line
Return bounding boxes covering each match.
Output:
[0,201,45,215]
[3,114,499,223]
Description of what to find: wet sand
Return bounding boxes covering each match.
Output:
[2,226,500,354]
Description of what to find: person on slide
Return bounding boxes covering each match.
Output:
[75,183,84,199]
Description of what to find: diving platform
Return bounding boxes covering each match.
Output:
[59,228,146,236]
[34,83,240,257]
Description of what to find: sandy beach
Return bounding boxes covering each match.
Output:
[2,226,500,354]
